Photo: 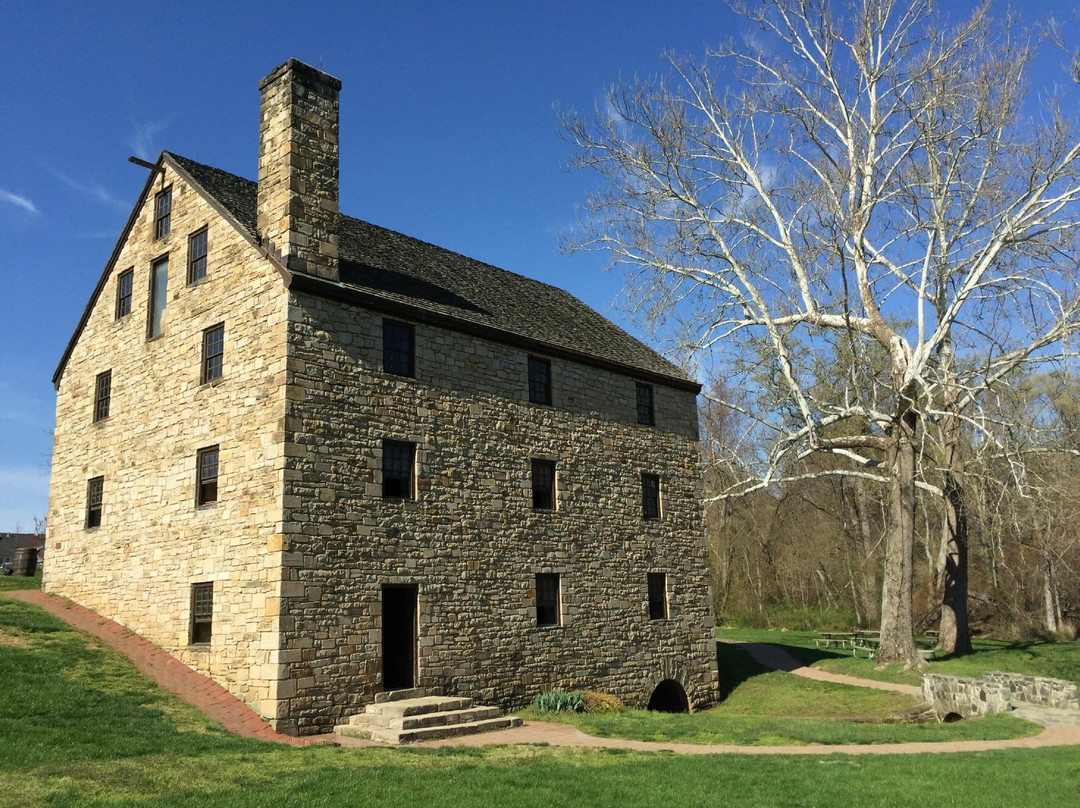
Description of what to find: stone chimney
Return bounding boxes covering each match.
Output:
[257,59,342,281]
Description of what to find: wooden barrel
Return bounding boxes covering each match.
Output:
[12,547,36,577]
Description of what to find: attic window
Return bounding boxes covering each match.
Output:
[147,256,169,339]
[528,356,551,405]
[636,383,655,426]
[154,187,172,240]
[187,227,208,284]
[383,320,414,378]
[115,268,133,319]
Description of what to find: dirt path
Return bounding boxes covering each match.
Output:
[722,640,922,696]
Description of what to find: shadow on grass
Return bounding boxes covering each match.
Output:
[717,637,858,700]
[717,642,769,700]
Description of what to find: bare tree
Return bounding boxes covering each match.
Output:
[565,0,1080,666]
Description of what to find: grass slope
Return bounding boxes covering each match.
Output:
[522,644,1039,746]
[0,593,1077,807]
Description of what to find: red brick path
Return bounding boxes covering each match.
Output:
[3,589,331,747]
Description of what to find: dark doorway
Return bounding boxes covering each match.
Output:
[648,679,690,713]
[382,585,418,691]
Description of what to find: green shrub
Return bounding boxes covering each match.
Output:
[531,689,584,713]
[720,605,857,632]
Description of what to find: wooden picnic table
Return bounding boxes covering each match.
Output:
[814,631,855,650]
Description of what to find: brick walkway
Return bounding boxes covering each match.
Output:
[3,590,331,747]
[7,590,1079,755]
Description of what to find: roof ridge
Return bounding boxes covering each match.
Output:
[164,152,590,299]
[151,152,695,387]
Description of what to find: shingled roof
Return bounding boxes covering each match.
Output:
[165,153,696,390]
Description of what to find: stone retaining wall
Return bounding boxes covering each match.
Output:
[982,671,1079,710]
[923,672,1079,720]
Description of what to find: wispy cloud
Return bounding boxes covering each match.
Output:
[128,117,173,161]
[0,188,39,214]
[44,165,127,209]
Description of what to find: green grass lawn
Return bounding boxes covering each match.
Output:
[1,594,1078,807]
[0,570,43,593]
[718,627,1080,688]
[522,643,1041,746]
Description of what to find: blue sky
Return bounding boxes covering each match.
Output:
[0,0,1069,531]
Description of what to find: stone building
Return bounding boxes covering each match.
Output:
[45,59,719,735]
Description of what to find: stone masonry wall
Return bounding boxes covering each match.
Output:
[257,60,341,282]
[272,291,719,734]
[45,161,291,715]
[921,674,1011,719]
[982,672,1079,710]
[922,672,1079,719]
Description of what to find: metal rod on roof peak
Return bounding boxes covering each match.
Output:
[128,156,159,171]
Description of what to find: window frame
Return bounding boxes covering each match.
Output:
[201,323,225,383]
[636,382,655,426]
[93,370,112,423]
[641,472,661,520]
[154,187,172,240]
[382,439,416,500]
[531,458,556,511]
[85,476,104,529]
[189,582,213,646]
[187,227,209,285]
[147,254,169,339]
[383,320,415,378]
[535,573,561,627]
[196,445,219,506]
[115,268,134,319]
[528,356,552,405]
[648,572,668,620]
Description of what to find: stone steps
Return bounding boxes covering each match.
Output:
[335,694,522,744]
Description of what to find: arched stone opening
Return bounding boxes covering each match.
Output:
[648,679,689,713]
[943,712,964,723]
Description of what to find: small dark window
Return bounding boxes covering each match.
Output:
[383,320,414,377]
[154,187,172,239]
[528,356,552,405]
[202,324,224,383]
[382,439,415,499]
[93,370,111,423]
[531,459,556,511]
[187,227,208,284]
[86,476,104,529]
[148,256,169,338]
[642,473,661,520]
[536,573,560,627]
[190,583,213,645]
[115,268,134,319]
[196,446,219,506]
[636,383,655,426]
[648,573,668,620]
